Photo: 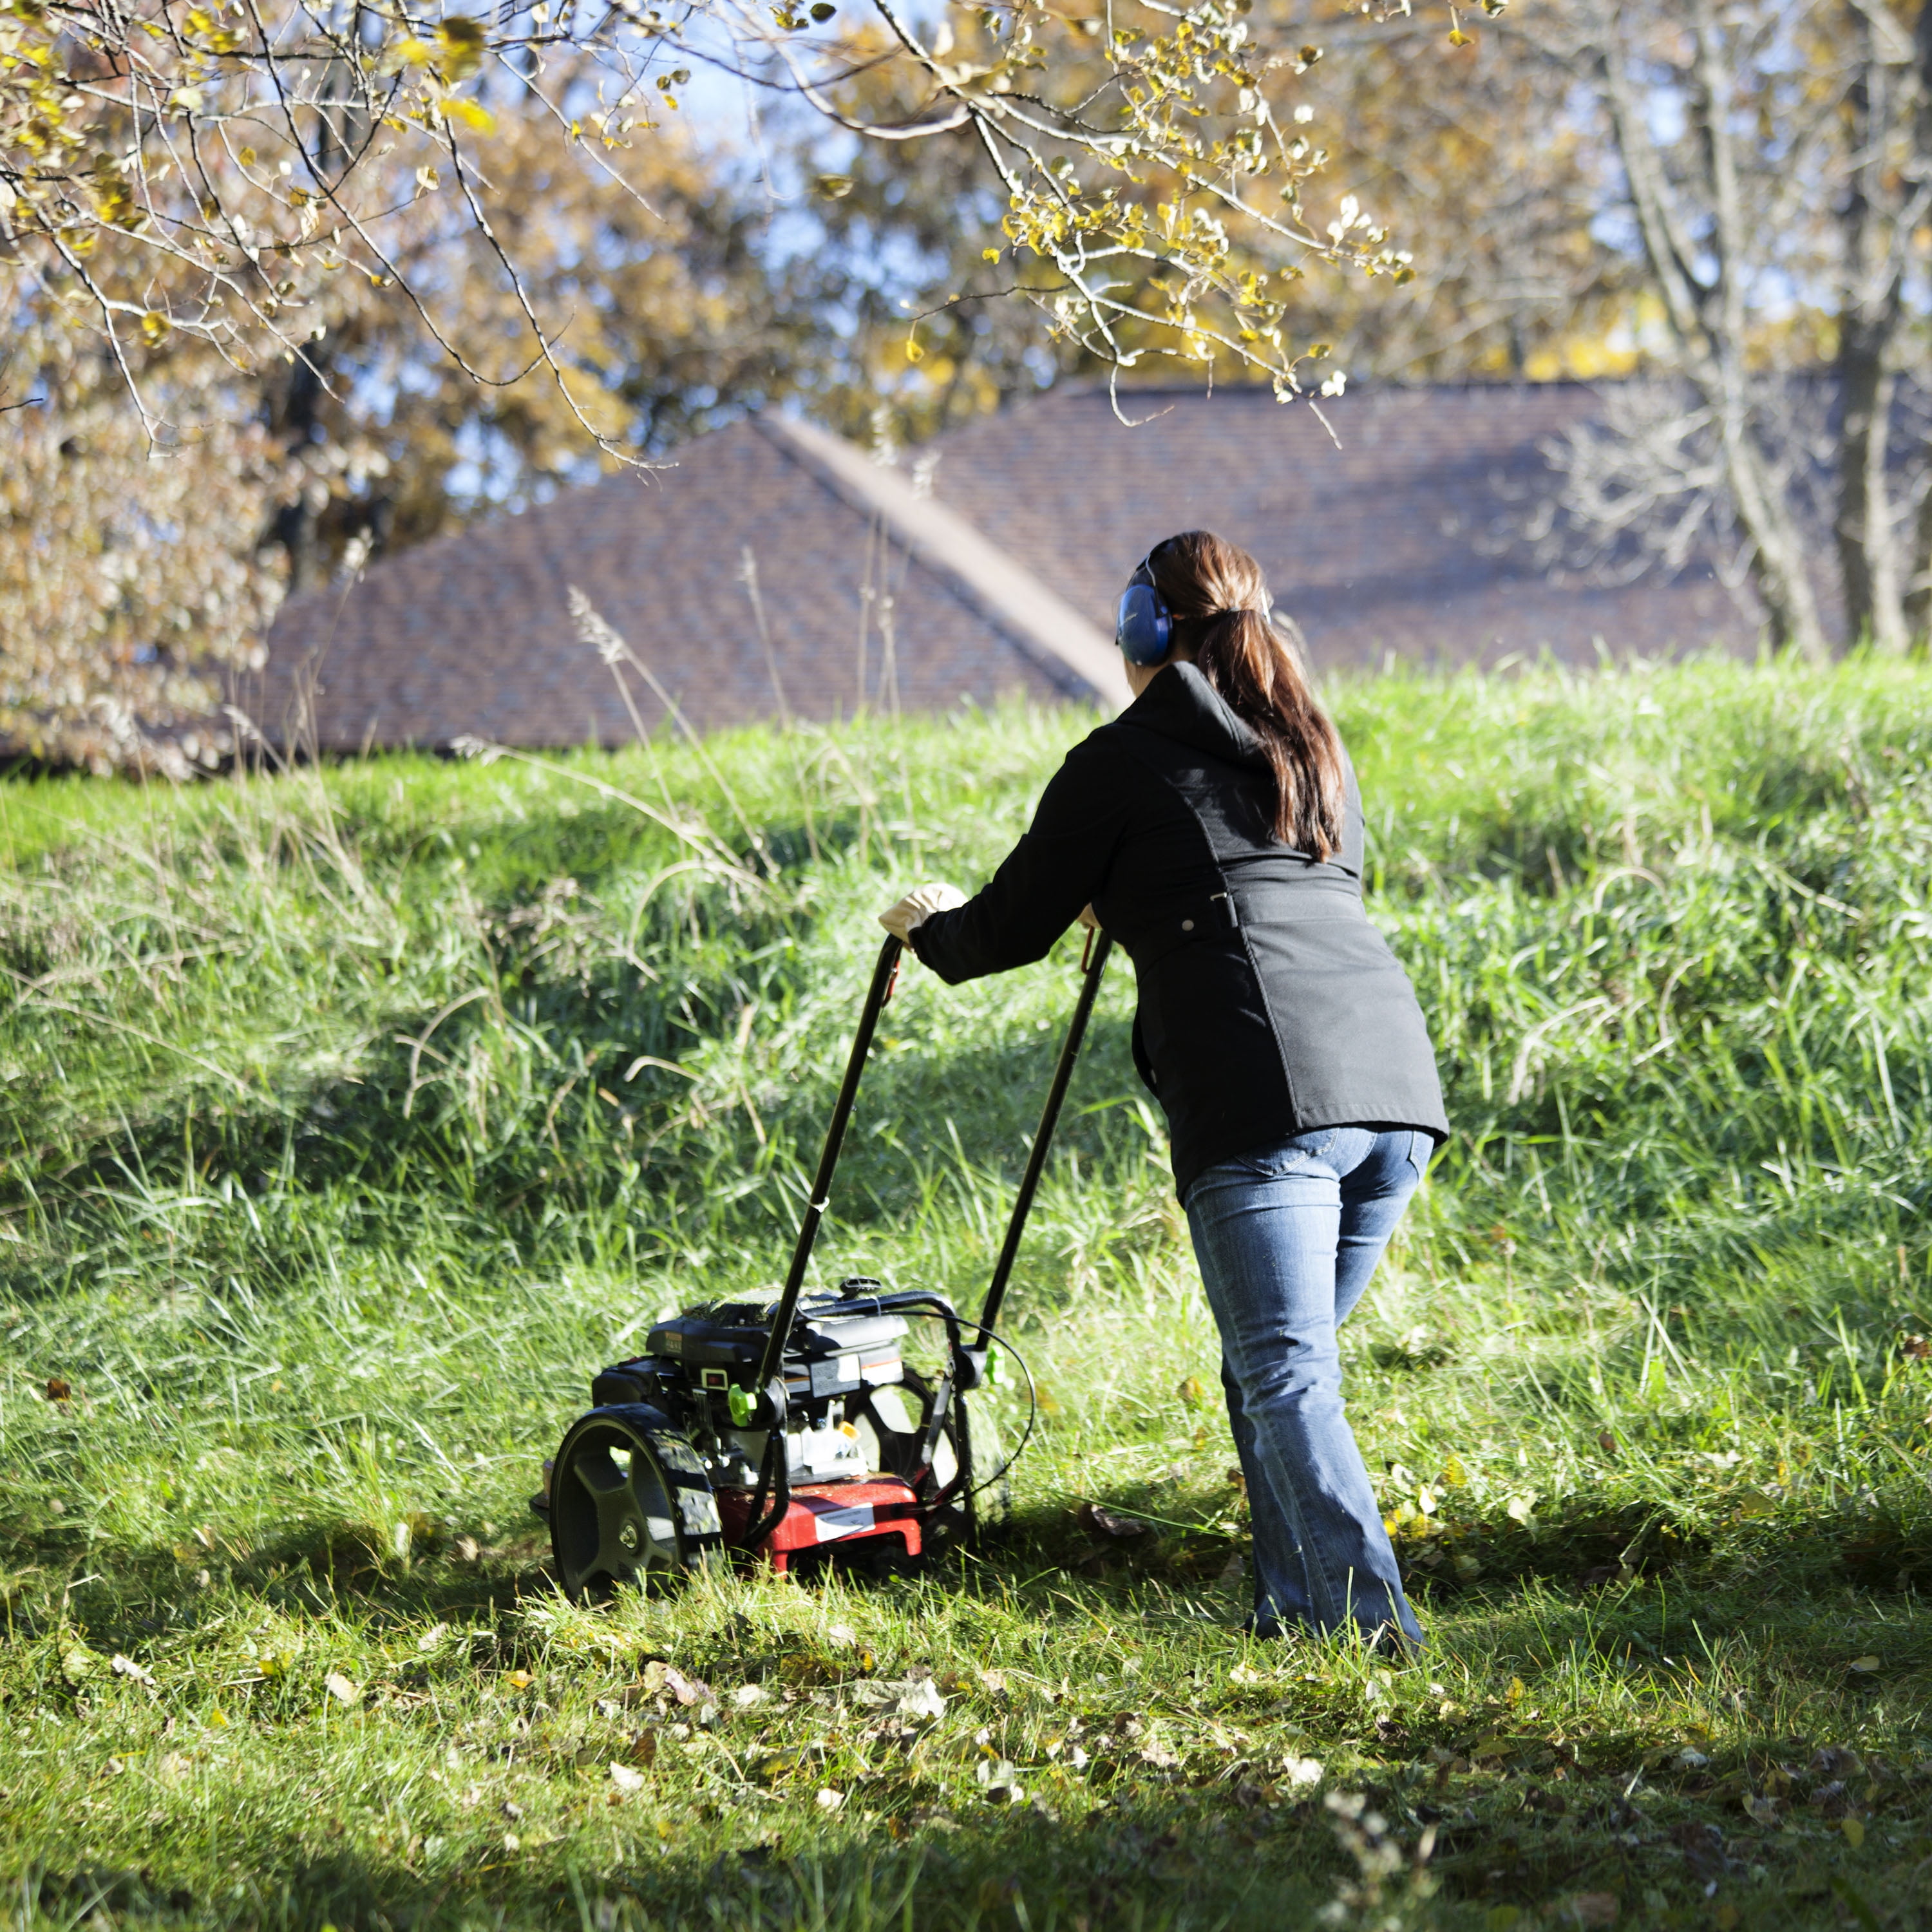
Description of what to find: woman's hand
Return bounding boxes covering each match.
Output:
[1077,904,1100,932]
[878,883,967,943]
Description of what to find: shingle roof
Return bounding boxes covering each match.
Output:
[247,417,1094,752]
[247,381,1759,751]
[926,382,1753,668]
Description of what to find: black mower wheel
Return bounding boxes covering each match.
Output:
[549,1407,720,1600]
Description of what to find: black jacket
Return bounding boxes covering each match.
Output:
[909,663,1449,1198]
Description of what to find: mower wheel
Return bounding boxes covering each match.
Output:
[549,1405,723,1600]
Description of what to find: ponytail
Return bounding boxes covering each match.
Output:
[1148,532,1345,858]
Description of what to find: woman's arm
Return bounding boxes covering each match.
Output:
[905,742,1130,985]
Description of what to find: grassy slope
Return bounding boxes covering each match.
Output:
[2,659,1931,1931]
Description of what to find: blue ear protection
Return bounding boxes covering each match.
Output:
[1115,549,1173,666]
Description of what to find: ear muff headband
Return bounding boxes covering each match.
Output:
[1115,551,1172,667]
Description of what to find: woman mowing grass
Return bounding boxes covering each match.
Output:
[880,531,1448,1653]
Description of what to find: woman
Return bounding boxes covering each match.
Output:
[879,531,1448,1651]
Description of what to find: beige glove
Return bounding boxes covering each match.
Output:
[878,882,968,943]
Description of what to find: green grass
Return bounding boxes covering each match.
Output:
[3,657,1931,1931]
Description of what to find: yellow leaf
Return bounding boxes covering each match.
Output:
[323,1671,361,1705]
[982,247,1000,261]
[1442,1453,1468,1487]
[1506,1676,1525,1705]
[1841,1814,1864,1848]
[1177,1374,1208,1408]
[438,17,486,80]
[140,310,170,345]
[504,1669,534,1691]
[444,98,496,135]
[1848,1655,1880,1673]
[238,147,257,167]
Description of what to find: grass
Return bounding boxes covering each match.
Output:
[3,654,1931,1931]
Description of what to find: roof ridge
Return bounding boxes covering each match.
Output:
[755,414,1132,710]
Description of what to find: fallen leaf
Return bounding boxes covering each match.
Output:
[44,1376,71,1402]
[59,1640,100,1687]
[1841,1814,1865,1848]
[1742,1793,1780,1825]
[609,1762,645,1793]
[1564,1894,1619,1927]
[1280,1756,1323,1788]
[1899,1332,1929,1361]
[158,1752,193,1779]
[896,1678,945,1722]
[454,1535,482,1564]
[732,1682,771,1707]
[1596,1430,1617,1457]
[638,1659,710,1705]
[324,1672,362,1705]
[825,1622,857,1647]
[503,1669,535,1692]
[502,1831,520,1852]
[974,1757,1023,1803]
[815,1786,844,1811]
[1077,1501,1150,1539]
[110,1653,156,1692]
[1848,1656,1880,1674]
[1177,1374,1208,1407]
[416,1623,450,1652]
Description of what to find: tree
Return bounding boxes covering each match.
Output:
[254,82,830,591]
[0,319,284,773]
[2,0,1492,440]
[1531,1,1932,656]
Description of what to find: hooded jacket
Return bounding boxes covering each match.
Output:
[908,663,1449,1198]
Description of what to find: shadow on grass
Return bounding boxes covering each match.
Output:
[22,1802,1344,1932]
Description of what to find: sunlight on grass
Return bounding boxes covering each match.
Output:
[3,658,1930,1929]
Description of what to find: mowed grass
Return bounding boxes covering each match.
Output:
[3,656,1931,1931]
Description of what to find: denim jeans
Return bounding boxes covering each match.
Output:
[1184,1126,1432,1645]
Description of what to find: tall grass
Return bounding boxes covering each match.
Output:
[2,657,1929,1931]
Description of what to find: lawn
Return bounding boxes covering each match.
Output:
[3,656,1930,1931]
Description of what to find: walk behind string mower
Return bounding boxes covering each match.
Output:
[536,928,1114,1598]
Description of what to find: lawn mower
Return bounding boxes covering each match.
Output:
[535,927,1114,1598]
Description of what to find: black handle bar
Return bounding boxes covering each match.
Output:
[978,929,1112,1339]
[752,933,903,1398]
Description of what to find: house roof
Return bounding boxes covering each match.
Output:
[247,416,1106,752]
[926,381,1752,667]
[247,381,1756,752]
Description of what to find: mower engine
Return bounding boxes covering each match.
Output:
[542,1278,978,1598]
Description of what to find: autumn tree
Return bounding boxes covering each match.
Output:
[1531,1,1932,657]
[1,318,283,773]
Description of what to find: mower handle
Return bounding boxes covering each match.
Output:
[752,933,904,1401]
[744,922,1108,1431]
[976,929,1113,1344]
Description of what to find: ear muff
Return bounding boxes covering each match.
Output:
[1115,556,1172,667]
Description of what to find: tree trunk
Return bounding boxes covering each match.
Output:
[1836,333,1906,651]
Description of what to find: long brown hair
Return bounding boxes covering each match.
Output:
[1146,531,1346,858]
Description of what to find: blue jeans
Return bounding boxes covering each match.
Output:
[1185,1126,1432,1645]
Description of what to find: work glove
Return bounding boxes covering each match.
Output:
[878,882,967,943]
